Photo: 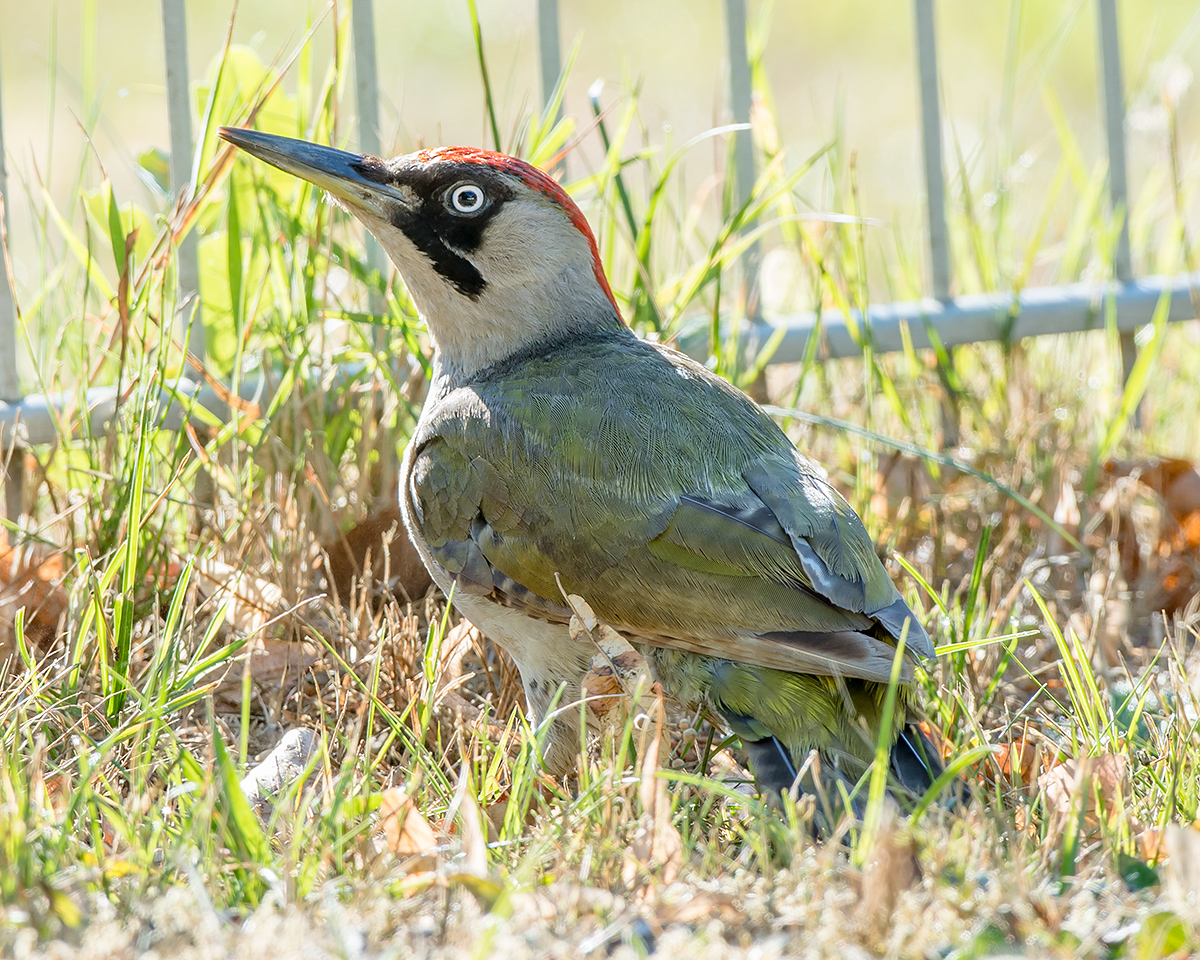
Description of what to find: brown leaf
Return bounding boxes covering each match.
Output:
[444,768,489,878]
[1144,556,1198,620]
[1104,457,1200,520]
[655,890,743,925]
[581,664,625,720]
[1038,754,1127,833]
[1179,511,1200,551]
[1139,826,1164,862]
[1102,457,1200,620]
[915,720,951,760]
[209,637,320,705]
[320,505,432,604]
[975,737,1049,788]
[439,621,480,685]
[623,686,683,888]
[379,787,438,871]
[858,807,923,928]
[567,594,653,724]
[1163,824,1200,922]
[0,528,67,658]
[1048,476,1082,560]
[193,558,284,636]
[1166,468,1200,521]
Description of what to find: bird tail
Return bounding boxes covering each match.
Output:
[889,723,945,797]
[737,732,800,795]
[729,717,950,811]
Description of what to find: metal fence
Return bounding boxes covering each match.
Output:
[728,0,1195,366]
[0,0,1197,518]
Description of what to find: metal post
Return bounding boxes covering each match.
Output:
[0,70,16,404]
[351,0,396,501]
[913,0,951,301]
[1096,0,1138,392]
[163,0,217,523]
[0,37,24,520]
[161,0,205,364]
[1096,0,1133,283]
[352,0,382,159]
[536,0,563,119]
[0,102,17,406]
[724,0,760,319]
[913,0,958,445]
[351,0,386,317]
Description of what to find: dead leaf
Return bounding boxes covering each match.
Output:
[439,621,480,685]
[858,806,923,928]
[1106,458,1200,522]
[444,764,489,880]
[566,594,653,724]
[320,505,432,604]
[581,664,625,721]
[379,787,439,872]
[1038,753,1127,834]
[1139,826,1164,862]
[1145,555,1198,622]
[1179,511,1200,551]
[209,637,320,705]
[622,686,683,889]
[1163,824,1200,922]
[194,558,285,637]
[1049,475,1082,559]
[0,527,67,659]
[915,720,951,761]
[582,645,653,724]
[1102,458,1200,620]
[975,737,1048,789]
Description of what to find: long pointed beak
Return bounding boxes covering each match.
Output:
[218,126,409,219]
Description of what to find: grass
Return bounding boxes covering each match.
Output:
[2,2,1200,957]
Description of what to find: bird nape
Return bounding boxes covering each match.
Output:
[219,125,958,825]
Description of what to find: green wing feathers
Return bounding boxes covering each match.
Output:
[406,337,931,676]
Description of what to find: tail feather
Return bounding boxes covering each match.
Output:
[735,731,867,828]
[890,724,944,797]
[738,734,799,795]
[717,706,801,796]
[724,710,951,813]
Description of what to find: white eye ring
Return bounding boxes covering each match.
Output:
[450,183,486,214]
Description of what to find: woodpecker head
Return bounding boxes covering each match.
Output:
[218,127,622,379]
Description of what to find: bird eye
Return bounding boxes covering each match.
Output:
[449,183,486,214]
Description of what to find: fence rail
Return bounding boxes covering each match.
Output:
[0,0,1196,516]
[702,273,1200,364]
[161,0,205,365]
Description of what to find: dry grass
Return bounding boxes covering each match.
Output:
[3,7,1200,958]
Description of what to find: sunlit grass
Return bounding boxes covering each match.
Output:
[1,3,1200,957]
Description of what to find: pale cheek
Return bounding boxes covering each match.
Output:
[476,224,589,283]
[374,230,427,278]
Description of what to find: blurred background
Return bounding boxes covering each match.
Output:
[4,0,1200,297]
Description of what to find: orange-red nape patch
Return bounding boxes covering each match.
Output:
[414,146,620,314]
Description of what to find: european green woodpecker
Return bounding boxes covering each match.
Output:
[219,127,945,812]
